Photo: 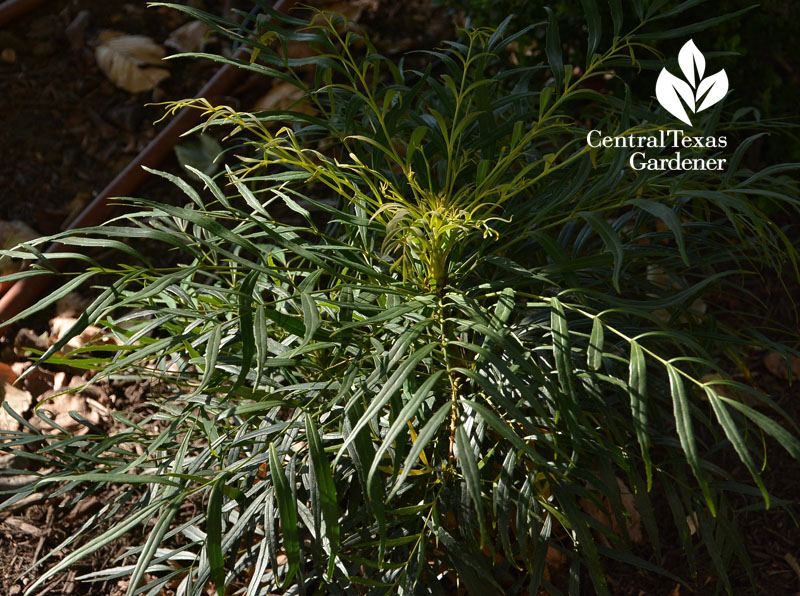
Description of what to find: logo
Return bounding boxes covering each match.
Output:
[656,40,729,126]
[584,39,730,171]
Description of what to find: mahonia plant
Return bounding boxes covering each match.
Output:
[1,2,799,596]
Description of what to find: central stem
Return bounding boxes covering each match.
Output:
[436,296,459,465]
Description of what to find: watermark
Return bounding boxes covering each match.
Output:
[585,40,729,172]
[586,129,728,171]
[656,40,729,126]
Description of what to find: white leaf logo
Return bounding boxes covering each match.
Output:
[696,70,729,112]
[656,39,728,126]
[678,39,705,87]
[656,69,695,126]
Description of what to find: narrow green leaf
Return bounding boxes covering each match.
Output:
[305,413,340,579]
[22,501,163,596]
[578,211,624,292]
[580,0,601,63]
[704,386,768,506]
[252,304,270,391]
[195,324,222,396]
[142,166,203,207]
[696,508,732,593]
[721,395,800,459]
[231,271,258,394]
[608,0,623,36]
[368,370,444,489]
[550,298,582,438]
[456,425,487,546]
[300,291,320,346]
[723,132,767,184]
[388,403,449,500]
[628,341,652,489]
[459,399,548,467]
[269,443,300,587]
[406,124,429,167]
[547,482,610,595]
[545,8,564,91]
[343,398,386,551]
[336,343,437,463]
[3,271,97,339]
[207,476,227,596]
[629,198,688,265]
[35,473,179,488]
[493,287,515,325]
[638,6,756,40]
[596,546,681,583]
[587,317,604,371]
[261,304,324,340]
[494,450,518,568]
[667,364,714,514]
[539,86,553,120]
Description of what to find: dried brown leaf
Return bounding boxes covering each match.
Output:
[11,362,54,399]
[580,477,643,545]
[95,32,170,93]
[253,82,315,116]
[3,517,44,536]
[13,328,47,355]
[49,316,119,351]
[313,0,377,21]
[165,20,211,53]
[763,351,800,381]
[0,382,32,432]
[0,219,38,275]
[32,390,101,435]
[617,477,642,543]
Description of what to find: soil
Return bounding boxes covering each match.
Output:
[0,1,799,596]
[0,0,224,234]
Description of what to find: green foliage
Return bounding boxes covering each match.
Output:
[2,3,799,595]
[449,0,800,159]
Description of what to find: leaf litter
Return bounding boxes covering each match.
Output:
[94,31,170,93]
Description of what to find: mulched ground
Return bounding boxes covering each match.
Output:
[0,1,799,595]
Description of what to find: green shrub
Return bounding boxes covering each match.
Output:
[448,0,800,160]
[2,3,799,595]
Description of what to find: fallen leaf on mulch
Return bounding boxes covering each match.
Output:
[763,351,800,381]
[11,361,54,399]
[253,82,316,115]
[65,495,102,520]
[95,31,170,93]
[32,387,101,435]
[0,220,38,279]
[165,20,211,53]
[13,327,47,356]
[0,382,33,433]
[2,517,44,537]
[49,316,120,351]
[580,477,643,546]
[314,0,376,21]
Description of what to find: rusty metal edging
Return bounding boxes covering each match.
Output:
[0,0,51,28]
